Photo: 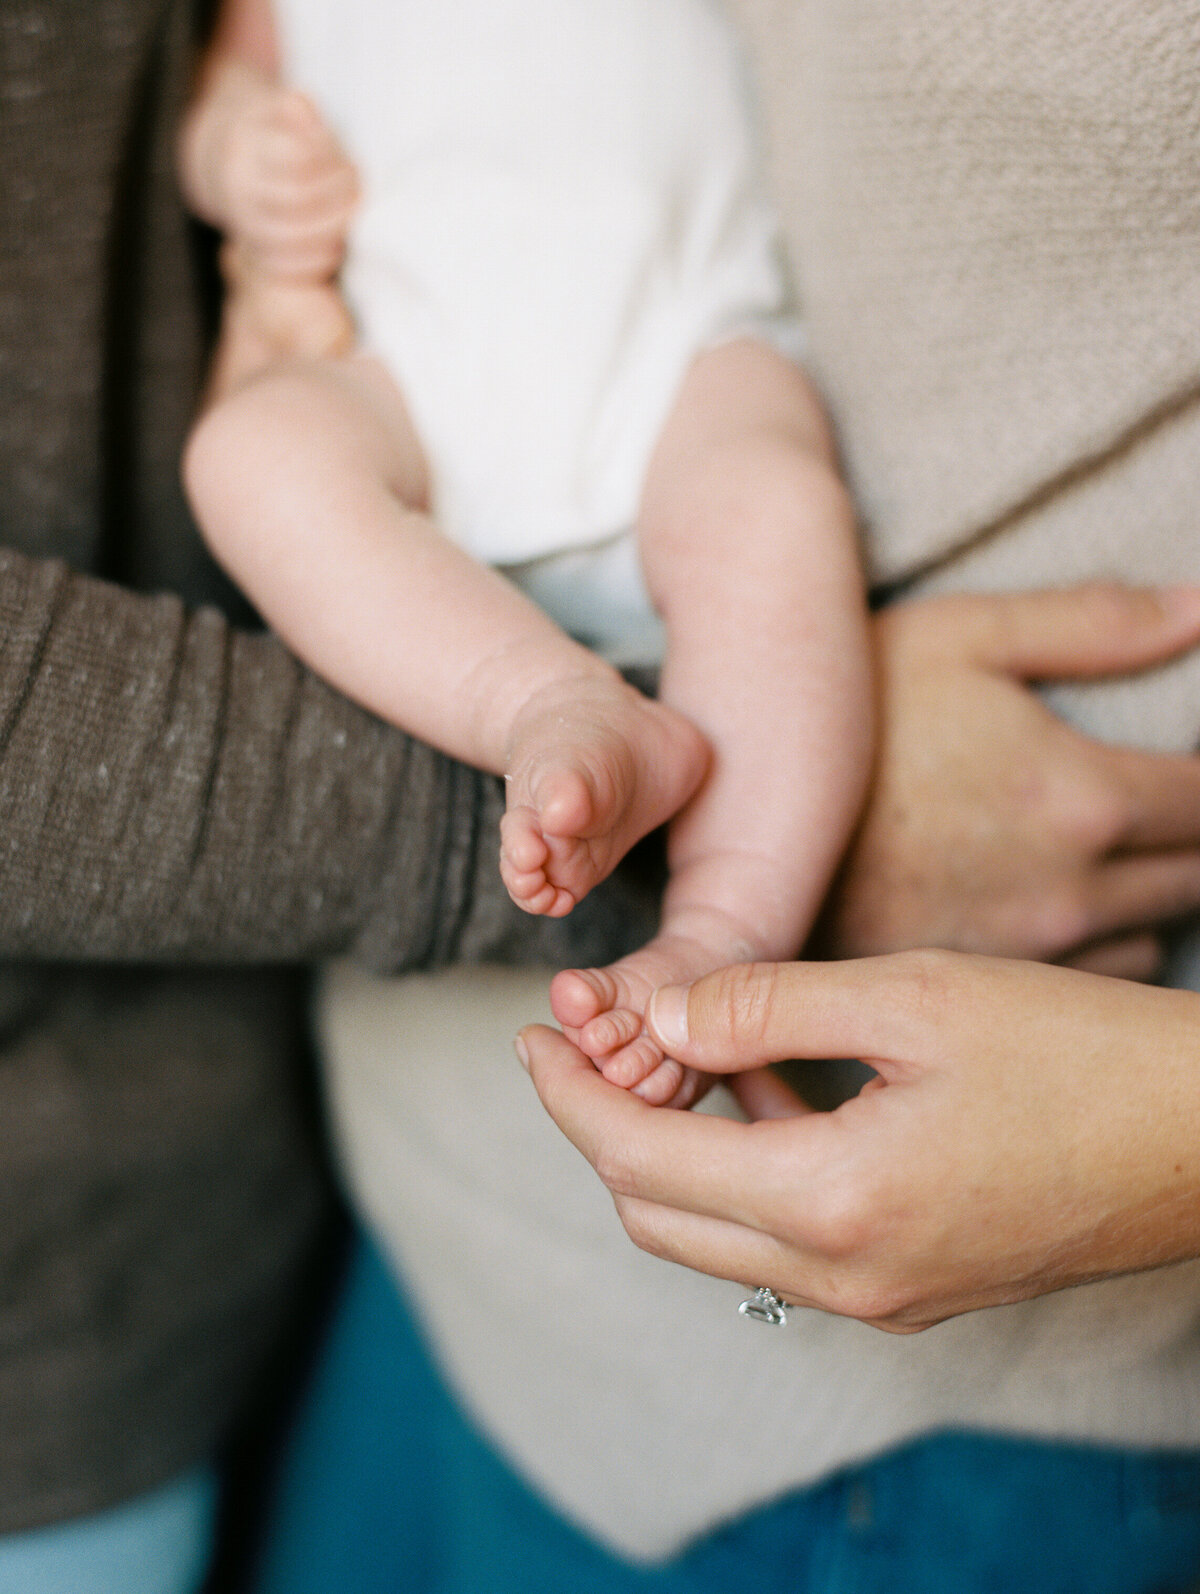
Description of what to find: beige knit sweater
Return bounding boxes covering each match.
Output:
[326,0,1200,1561]
[742,0,1200,752]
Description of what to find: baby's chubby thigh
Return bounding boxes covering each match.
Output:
[312,350,435,511]
[186,344,433,541]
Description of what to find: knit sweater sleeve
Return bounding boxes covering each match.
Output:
[0,547,645,969]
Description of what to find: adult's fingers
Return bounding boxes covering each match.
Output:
[260,91,350,163]
[239,192,357,243]
[517,1024,817,1225]
[245,231,351,280]
[644,956,930,1075]
[894,584,1200,681]
[242,184,357,232]
[1080,851,1200,942]
[249,247,345,282]
[607,1191,819,1309]
[1100,743,1200,850]
[609,1190,932,1332]
[728,1066,812,1121]
[1061,933,1164,982]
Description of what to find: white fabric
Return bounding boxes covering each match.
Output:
[276,0,798,567]
[500,530,665,669]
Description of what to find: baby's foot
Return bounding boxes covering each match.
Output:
[207,247,356,398]
[550,914,759,1106]
[499,676,708,918]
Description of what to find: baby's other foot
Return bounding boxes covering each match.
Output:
[500,677,708,917]
[551,922,753,1105]
[207,246,356,398]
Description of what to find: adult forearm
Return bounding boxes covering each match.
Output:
[0,548,638,969]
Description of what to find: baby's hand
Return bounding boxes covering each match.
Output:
[200,80,358,281]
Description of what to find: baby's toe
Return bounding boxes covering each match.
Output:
[501,859,568,917]
[657,1066,708,1110]
[632,1058,686,1107]
[534,766,598,840]
[499,854,542,903]
[512,882,558,916]
[549,967,620,1029]
[600,1034,665,1090]
[500,808,549,873]
[578,1007,643,1061]
[542,885,577,918]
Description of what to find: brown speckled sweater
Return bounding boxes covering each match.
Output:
[0,0,641,1533]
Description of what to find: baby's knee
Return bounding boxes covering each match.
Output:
[182,374,309,551]
[185,365,316,486]
[181,399,240,530]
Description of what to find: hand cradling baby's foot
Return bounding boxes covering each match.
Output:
[550,912,759,1107]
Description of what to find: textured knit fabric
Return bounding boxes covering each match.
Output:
[741,0,1200,587]
[737,0,1200,751]
[0,0,644,1534]
[322,0,1200,1562]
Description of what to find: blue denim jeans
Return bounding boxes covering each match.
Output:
[253,1236,1200,1594]
[0,1467,217,1594]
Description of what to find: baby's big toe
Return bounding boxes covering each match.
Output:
[536,766,598,840]
[549,966,618,1029]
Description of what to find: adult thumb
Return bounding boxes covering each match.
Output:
[644,957,917,1074]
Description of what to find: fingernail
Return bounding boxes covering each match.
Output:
[647,985,689,1052]
[513,1033,530,1071]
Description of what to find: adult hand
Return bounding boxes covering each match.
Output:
[820,585,1200,979]
[519,952,1200,1331]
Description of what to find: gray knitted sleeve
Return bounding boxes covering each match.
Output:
[0,548,650,970]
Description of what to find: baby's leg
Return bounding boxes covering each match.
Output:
[551,337,873,1094]
[184,353,707,916]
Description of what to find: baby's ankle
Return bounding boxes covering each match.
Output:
[663,852,809,965]
[503,659,631,759]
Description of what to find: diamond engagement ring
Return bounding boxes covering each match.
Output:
[738,1286,790,1326]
